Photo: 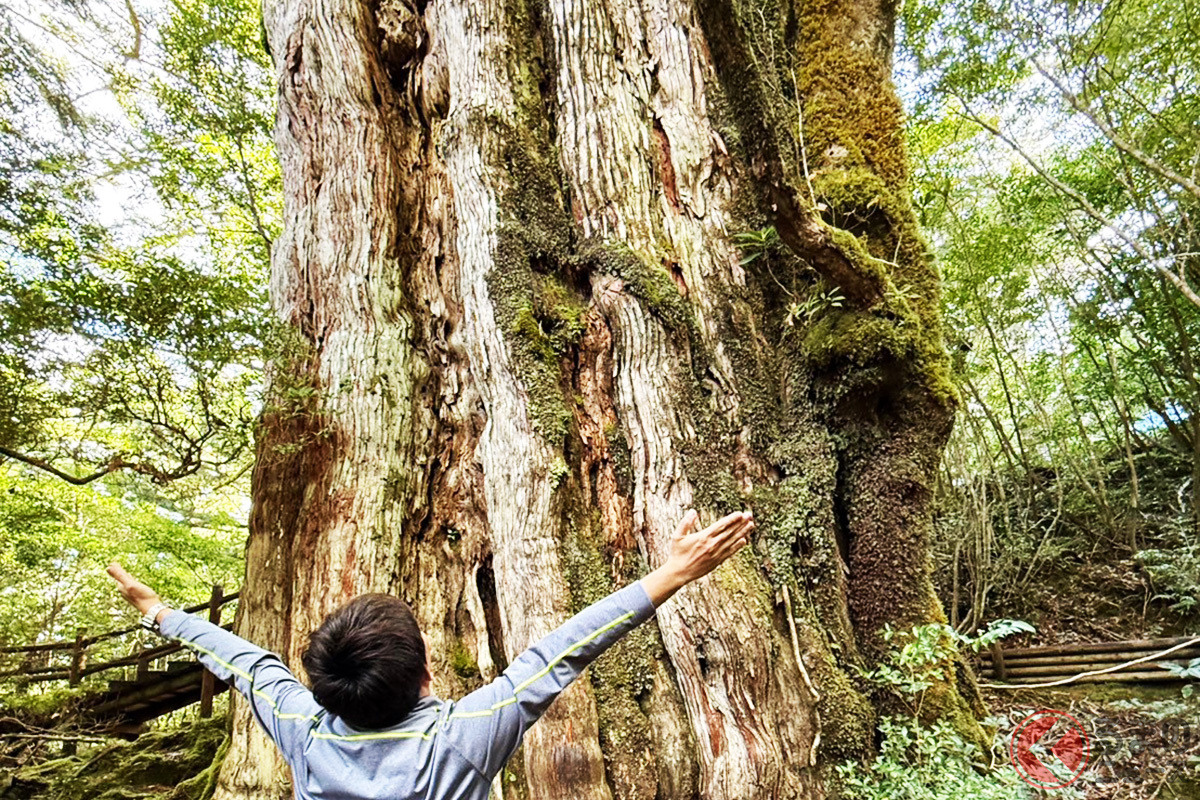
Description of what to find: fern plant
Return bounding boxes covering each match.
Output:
[785,286,845,328]
[730,226,781,265]
[1137,544,1200,615]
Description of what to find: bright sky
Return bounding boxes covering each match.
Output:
[14,0,170,232]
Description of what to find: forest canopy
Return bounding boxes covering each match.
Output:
[0,0,272,654]
[7,0,1195,648]
[900,0,1200,637]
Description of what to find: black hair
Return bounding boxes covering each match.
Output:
[301,593,427,730]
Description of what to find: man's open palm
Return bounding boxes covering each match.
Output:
[107,563,161,615]
[665,509,754,583]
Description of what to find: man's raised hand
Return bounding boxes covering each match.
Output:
[640,509,755,607]
[107,563,163,616]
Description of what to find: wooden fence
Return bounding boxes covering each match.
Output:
[0,585,238,719]
[978,635,1200,686]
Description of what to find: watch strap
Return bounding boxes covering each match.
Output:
[140,602,171,632]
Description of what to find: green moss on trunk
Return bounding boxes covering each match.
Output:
[693,0,987,761]
[810,652,876,762]
[484,116,588,442]
[793,0,956,403]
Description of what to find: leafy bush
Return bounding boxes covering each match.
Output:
[836,620,1041,799]
[835,716,1034,800]
[1156,657,1200,698]
[1137,542,1200,615]
[858,620,1033,713]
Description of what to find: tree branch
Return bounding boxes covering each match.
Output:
[234,136,273,250]
[0,445,202,486]
[958,101,1200,309]
[0,445,121,485]
[122,0,142,60]
[1034,62,1200,204]
[768,182,887,307]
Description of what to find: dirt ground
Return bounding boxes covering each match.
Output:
[982,684,1200,799]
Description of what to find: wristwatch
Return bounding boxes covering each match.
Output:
[140,602,171,632]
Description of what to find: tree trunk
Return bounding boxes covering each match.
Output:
[217,0,986,797]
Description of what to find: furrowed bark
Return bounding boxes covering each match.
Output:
[543,0,824,791]
[229,0,987,796]
[432,0,615,792]
[224,0,451,796]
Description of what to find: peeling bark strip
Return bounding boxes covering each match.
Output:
[233,0,985,797]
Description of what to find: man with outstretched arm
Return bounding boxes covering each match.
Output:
[108,508,754,800]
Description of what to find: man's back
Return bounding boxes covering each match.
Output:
[294,697,478,800]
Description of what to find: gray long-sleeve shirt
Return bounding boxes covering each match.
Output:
[158,581,657,800]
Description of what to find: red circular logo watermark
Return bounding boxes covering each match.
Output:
[1009,709,1091,789]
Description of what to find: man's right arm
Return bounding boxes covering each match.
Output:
[107,564,320,766]
[442,509,754,780]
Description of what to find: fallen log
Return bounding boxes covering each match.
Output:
[981,649,1200,667]
[979,651,1200,672]
[983,661,1189,678]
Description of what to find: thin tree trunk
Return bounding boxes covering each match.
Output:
[219,0,987,798]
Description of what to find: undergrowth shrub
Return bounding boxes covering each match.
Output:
[835,716,1033,800]
[836,621,1050,800]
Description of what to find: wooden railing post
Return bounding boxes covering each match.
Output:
[199,584,223,718]
[63,632,85,753]
[990,641,1007,682]
[0,587,243,727]
[68,628,87,687]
